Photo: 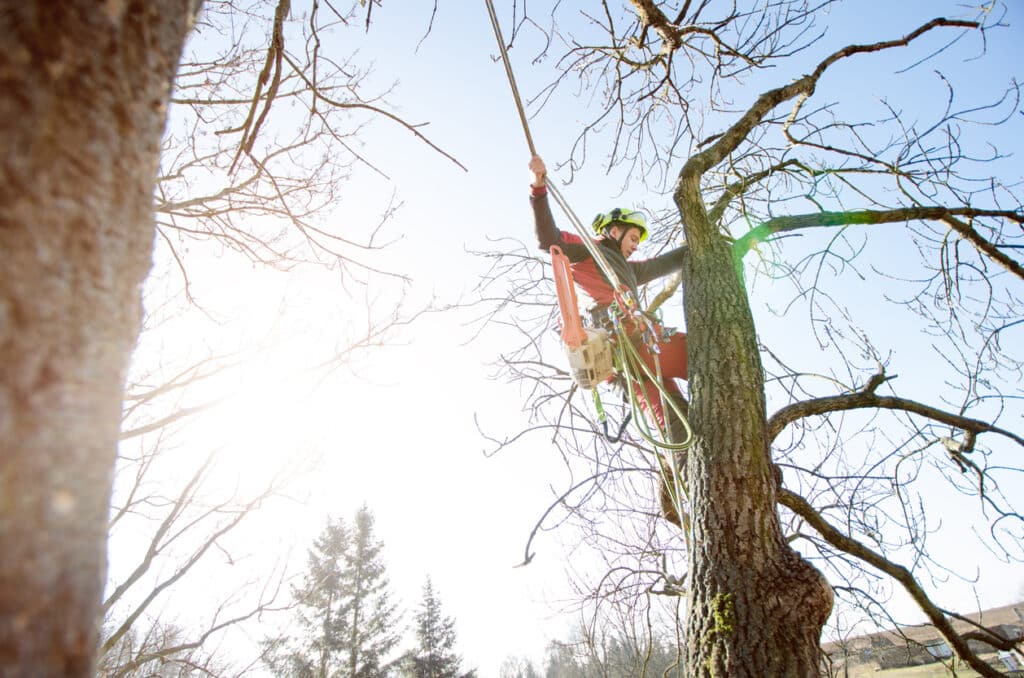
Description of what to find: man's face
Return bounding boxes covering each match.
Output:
[610,225,643,258]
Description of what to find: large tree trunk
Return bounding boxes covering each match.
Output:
[0,3,193,675]
[677,172,834,676]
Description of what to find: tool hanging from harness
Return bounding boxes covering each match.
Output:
[550,245,614,389]
[550,244,633,442]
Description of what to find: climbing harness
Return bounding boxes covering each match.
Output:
[484,0,694,468]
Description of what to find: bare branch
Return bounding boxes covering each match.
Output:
[767,369,1024,448]
[682,18,978,182]
[734,206,1024,280]
[778,488,1005,678]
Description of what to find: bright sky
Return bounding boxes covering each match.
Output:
[112,2,1024,676]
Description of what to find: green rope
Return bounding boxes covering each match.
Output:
[608,310,694,452]
[610,322,692,531]
[591,387,606,424]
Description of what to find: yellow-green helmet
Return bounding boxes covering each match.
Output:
[592,208,648,242]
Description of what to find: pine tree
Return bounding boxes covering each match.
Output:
[344,506,403,677]
[263,505,402,677]
[407,577,464,678]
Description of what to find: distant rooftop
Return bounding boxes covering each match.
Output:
[823,601,1024,677]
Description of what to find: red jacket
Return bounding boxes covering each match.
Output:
[530,186,686,311]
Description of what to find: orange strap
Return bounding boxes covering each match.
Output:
[550,245,587,349]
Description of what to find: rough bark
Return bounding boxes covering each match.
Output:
[677,169,833,676]
[0,3,193,675]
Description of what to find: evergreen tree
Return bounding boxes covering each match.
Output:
[345,507,403,677]
[407,577,464,678]
[263,505,402,677]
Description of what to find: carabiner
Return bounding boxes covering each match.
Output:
[602,412,633,443]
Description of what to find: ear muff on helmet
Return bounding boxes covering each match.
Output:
[592,208,648,242]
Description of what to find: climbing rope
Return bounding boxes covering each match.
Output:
[483,0,536,157]
[614,333,694,450]
[483,0,628,293]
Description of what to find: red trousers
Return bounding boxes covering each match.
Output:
[630,330,688,431]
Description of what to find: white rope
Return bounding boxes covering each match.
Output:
[483,0,628,295]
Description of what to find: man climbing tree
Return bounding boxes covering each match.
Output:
[529,154,691,527]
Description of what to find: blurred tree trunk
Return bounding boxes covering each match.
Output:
[0,3,193,675]
[678,174,834,676]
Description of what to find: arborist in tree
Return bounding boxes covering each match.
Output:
[529,155,691,525]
